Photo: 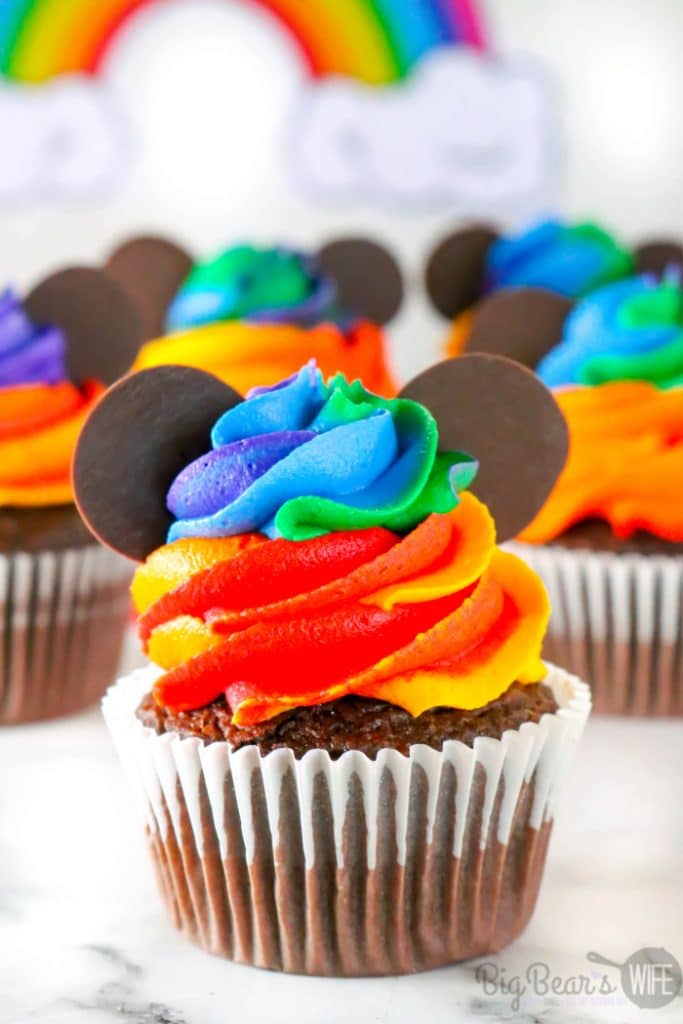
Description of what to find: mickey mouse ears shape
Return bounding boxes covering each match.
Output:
[73,354,567,560]
[400,354,569,541]
[425,225,499,319]
[317,237,403,325]
[634,239,683,278]
[73,366,243,561]
[104,232,404,333]
[104,235,194,340]
[25,266,144,386]
[462,287,574,371]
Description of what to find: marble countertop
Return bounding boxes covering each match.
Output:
[2,636,682,1024]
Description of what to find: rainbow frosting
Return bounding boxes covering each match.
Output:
[485,219,633,300]
[521,382,683,544]
[537,275,683,389]
[131,362,550,726]
[166,245,338,332]
[0,289,102,506]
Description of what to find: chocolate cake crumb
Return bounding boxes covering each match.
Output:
[136,681,557,759]
[552,518,682,557]
[0,504,94,555]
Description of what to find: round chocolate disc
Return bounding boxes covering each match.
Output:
[25,267,144,386]
[424,225,499,319]
[317,237,403,324]
[73,366,243,561]
[400,354,569,541]
[105,235,193,339]
[465,287,573,371]
[634,239,683,278]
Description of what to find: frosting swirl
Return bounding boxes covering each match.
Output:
[0,288,66,387]
[166,244,337,331]
[130,363,552,725]
[134,319,396,397]
[0,289,103,507]
[486,219,633,299]
[537,276,683,389]
[520,382,683,543]
[166,362,477,542]
[134,495,549,724]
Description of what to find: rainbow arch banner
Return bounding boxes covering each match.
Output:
[0,0,487,86]
[0,0,556,208]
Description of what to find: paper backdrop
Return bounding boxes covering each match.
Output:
[0,0,556,210]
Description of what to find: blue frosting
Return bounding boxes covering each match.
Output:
[536,275,683,388]
[485,219,633,299]
[166,362,477,542]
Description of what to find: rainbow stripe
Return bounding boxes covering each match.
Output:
[0,0,487,85]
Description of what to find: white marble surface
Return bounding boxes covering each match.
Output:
[1,638,682,1024]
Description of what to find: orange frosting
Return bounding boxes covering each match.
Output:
[133,493,550,724]
[521,381,683,543]
[134,320,396,397]
[444,308,474,358]
[0,380,103,506]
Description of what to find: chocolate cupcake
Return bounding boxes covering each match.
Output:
[75,355,590,975]
[0,271,142,724]
[106,236,401,396]
[464,274,683,715]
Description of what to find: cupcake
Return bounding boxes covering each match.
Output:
[0,269,143,723]
[463,274,683,715]
[424,217,639,357]
[106,236,402,396]
[74,354,589,975]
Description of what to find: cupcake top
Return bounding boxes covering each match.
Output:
[459,275,683,545]
[122,237,402,398]
[0,277,141,508]
[426,217,637,324]
[484,219,633,299]
[537,275,683,389]
[74,355,569,728]
[166,245,337,331]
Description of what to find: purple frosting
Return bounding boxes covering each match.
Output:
[167,430,316,519]
[0,288,66,389]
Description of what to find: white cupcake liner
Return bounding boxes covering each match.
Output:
[103,663,590,975]
[0,544,132,724]
[507,541,683,716]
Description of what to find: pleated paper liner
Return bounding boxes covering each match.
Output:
[0,545,133,724]
[103,664,590,976]
[507,542,683,716]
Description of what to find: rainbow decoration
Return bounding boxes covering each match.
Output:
[0,0,487,86]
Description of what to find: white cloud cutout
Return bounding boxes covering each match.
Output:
[0,75,132,201]
[290,49,557,207]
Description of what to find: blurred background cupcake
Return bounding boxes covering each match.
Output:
[462,272,683,715]
[74,354,589,975]
[106,236,401,396]
[0,270,142,724]
[425,216,634,357]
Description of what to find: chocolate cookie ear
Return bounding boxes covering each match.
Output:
[25,267,144,386]
[399,354,569,541]
[634,239,683,278]
[464,287,573,371]
[317,237,403,325]
[424,225,499,319]
[104,235,194,340]
[73,365,243,561]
